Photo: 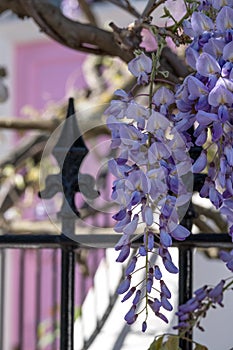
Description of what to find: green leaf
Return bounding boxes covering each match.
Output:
[148,335,165,350]
[163,335,180,350]
[194,344,208,350]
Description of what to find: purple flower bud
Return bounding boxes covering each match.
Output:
[161,295,173,311]
[117,276,131,294]
[133,289,141,305]
[125,256,137,275]
[112,208,126,221]
[142,321,147,332]
[156,312,169,323]
[121,287,136,302]
[208,280,225,301]
[160,229,172,247]
[149,298,161,313]
[116,244,130,263]
[144,206,154,226]
[139,245,147,256]
[163,258,179,274]
[147,231,155,250]
[179,298,199,312]
[124,305,138,324]
[194,285,208,301]
[160,280,171,299]
[154,265,162,280]
[123,214,139,235]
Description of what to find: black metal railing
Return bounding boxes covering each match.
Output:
[0,233,232,350]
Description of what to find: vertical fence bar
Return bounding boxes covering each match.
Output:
[19,249,25,349]
[179,247,193,350]
[52,249,58,350]
[60,244,75,350]
[0,250,5,350]
[35,250,42,350]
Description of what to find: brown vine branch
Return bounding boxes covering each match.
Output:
[78,0,98,26]
[20,0,134,62]
[0,117,59,131]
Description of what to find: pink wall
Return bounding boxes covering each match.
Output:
[14,39,87,112]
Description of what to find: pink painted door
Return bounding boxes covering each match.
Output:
[10,38,105,350]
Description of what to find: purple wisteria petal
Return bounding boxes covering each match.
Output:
[203,38,225,58]
[196,111,218,125]
[191,12,214,36]
[224,145,233,166]
[196,129,207,146]
[128,53,152,84]
[196,53,221,76]
[192,151,207,173]
[114,89,130,100]
[183,19,194,37]
[170,224,190,241]
[219,250,232,262]
[114,211,131,234]
[208,84,233,106]
[216,6,233,31]
[212,0,233,10]
[218,105,229,122]
[185,46,199,70]
[187,76,209,100]
[147,111,170,132]
[209,185,223,208]
[152,86,175,106]
[212,122,223,141]
[223,40,233,61]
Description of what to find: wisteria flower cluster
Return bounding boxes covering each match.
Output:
[106,0,233,335]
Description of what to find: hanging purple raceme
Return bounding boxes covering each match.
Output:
[106,0,233,332]
[105,52,192,330]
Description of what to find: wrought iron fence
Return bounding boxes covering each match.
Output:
[0,233,232,350]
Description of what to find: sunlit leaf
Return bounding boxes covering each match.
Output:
[163,335,180,350]
[148,335,164,350]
